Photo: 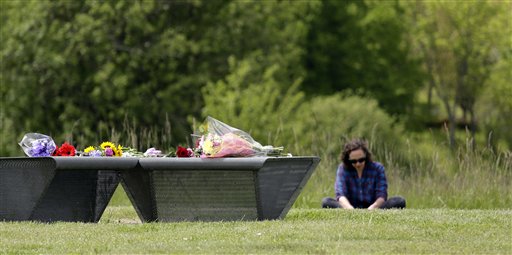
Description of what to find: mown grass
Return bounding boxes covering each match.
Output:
[1,207,510,254]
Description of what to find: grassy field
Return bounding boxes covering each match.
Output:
[1,206,510,254]
[2,123,510,253]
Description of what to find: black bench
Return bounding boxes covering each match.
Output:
[0,156,319,222]
[0,157,137,222]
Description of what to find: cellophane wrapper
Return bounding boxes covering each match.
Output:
[18,133,57,157]
[197,116,283,158]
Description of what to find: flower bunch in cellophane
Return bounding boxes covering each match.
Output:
[195,116,284,158]
[18,133,77,157]
[18,133,57,157]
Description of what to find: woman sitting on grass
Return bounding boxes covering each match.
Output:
[322,138,406,210]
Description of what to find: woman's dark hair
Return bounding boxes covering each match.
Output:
[340,138,373,170]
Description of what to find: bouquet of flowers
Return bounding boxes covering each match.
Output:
[18,132,172,158]
[18,133,57,157]
[83,141,123,157]
[17,117,286,159]
[195,116,284,158]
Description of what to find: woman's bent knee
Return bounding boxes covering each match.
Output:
[322,197,340,208]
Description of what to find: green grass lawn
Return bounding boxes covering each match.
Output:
[1,207,510,254]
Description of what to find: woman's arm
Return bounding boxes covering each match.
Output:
[338,196,355,209]
[368,197,385,210]
[369,163,388,210]
[335,165,350,207]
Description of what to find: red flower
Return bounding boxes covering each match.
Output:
[176,146,192,157]
[56,142,76,156]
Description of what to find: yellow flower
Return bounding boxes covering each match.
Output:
[115,145,123,157]
[100,141,116,150]
[202,140,214,154]
[202,139,221,156]
[111,146,118,156]
[84,146,96,153]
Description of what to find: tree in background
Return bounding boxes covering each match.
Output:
[475,37,512,151]
[1,0,510,156]
[0,0,319,155]
[407,1,509,149]
[2,0,229,153]
[200,0,319,146]
[474,1,512,151]
[303,0,423,117]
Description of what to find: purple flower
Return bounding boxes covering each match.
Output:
[19,133,56,157]
[144,148,162,157]
[29,139,55,157]
[89,150,103,157]
[105,147,114,157]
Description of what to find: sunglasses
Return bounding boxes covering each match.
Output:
[348,158,366,164]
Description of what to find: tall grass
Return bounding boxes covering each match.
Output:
[71,114,175,153]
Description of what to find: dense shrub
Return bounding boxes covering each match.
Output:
[294,94,404,161]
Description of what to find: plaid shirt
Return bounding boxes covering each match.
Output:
[335,161,388,208]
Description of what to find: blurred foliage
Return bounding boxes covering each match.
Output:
[294,94,404,158]
[405,0,510,148]
[2,0,223,152]
[303,0,423,116]
[1,0,510,156]
[476,57,512,151]
[0,0,318,154]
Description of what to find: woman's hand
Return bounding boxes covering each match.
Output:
[368,197,386,210]
[338,196,355,209]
